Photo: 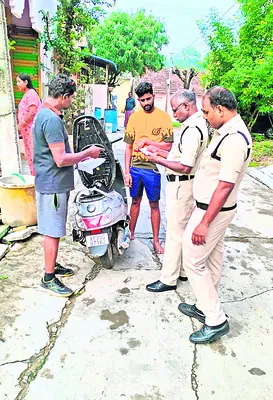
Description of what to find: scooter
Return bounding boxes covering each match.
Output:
[71,115,130,269]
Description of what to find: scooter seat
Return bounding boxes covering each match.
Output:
[73,115,116,190]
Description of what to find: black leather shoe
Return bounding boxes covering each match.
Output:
[189,320,230,344]
[178,303,205,324]
[178,276,188,282]
[146,280,177,292]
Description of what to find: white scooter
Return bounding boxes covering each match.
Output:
[72,115,130,269]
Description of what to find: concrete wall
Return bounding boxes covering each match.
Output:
[111,78,132,115]
[0,2,21,176]
[91,84,108,117]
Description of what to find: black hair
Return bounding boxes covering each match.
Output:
[48,74,77,99]
[18,73,35,90]
[135,82,153,98]
[205,86,237,110]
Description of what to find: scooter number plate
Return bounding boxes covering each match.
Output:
[86,233,109,247]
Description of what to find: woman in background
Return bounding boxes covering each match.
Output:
[17,73,41,175]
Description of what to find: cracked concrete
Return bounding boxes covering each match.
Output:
[1,141,273,399]
[190,340,199,400]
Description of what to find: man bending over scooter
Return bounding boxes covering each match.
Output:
[124,82,173,254]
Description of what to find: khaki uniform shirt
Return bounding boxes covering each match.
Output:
[165,112,208,176]
[193,114,252,207]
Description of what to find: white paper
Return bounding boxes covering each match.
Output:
[140,147,151,156]
[78,158,105,174]
[140,147,165,174]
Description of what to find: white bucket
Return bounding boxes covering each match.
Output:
[105,122,112,134]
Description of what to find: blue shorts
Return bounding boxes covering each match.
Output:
[130,167,161,202]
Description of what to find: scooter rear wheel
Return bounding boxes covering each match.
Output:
[100,244,114,269]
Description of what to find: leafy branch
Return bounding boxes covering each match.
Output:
[39,0,114,75]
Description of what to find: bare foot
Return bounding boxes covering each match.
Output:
[154,240,164,254]
[130,231,135,240]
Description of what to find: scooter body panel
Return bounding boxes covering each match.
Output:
[72,115,130,266]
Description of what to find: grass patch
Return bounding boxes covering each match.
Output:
[249,137,273,167]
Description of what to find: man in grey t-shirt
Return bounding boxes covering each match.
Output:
[33,74,102,297]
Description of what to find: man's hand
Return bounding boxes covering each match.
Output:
[125,173,132,188]
[86,146,103,159]
[146,153,161,163]
[134,139,148,151]
[191,221,209,245]
[146,145,159,154]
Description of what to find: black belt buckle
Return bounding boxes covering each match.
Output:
[167,174,194,182]
[166,175,175,182]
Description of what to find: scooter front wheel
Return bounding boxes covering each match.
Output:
[100,244,114,269]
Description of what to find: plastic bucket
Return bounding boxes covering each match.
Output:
[105,122,112,134]
[104,109,117,132]
[94,107,102,120]
[0,174,37,227]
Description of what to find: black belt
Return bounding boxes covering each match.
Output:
[196,201,237,212]
[166,174,194,182]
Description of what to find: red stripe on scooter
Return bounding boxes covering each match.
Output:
[82,216,103,229]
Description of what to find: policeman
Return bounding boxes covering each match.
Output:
[144,89,208,292]
[178,86,252,344]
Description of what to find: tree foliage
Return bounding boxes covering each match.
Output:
[167,48,203,70]
[90,10,168,86]
[40,0,114,75]
[166,48,203,89]
[198,0,273,131]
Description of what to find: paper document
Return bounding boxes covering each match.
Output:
[140,147,151,156]
[78,158,105,174]
[140,147,165,174]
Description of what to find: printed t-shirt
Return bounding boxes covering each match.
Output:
[124,107,173,169]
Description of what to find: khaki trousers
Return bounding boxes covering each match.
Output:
[183,206,236,326]
[160,179,194,286]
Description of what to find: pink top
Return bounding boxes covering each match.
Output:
[18,88,41,125]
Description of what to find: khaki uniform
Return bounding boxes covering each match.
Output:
[182,114,252,326]
[161,112,208,286]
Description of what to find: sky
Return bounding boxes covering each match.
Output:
[114,0,239,60]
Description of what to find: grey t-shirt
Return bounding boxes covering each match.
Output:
[33,107,74,194]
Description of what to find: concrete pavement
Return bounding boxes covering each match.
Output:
[0,140,273,400]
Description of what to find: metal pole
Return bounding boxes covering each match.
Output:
[165,53,173,113]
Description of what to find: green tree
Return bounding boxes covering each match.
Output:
[166,48,204,89]
[199,0,273,131]
[40,0,115,75]
[90,10,168,86]
[167,48,203,70]
[198,9,237,88]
